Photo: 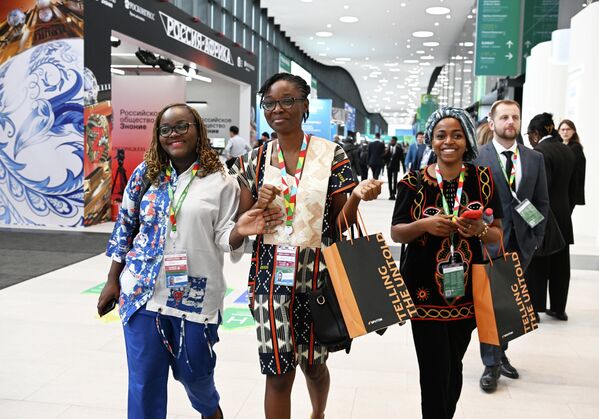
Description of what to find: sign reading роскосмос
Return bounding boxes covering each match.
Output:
[159,11,234,66]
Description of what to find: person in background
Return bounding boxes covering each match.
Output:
[256,131,270,148]
[391,107,503,419]
[342,131,361,182]
[385,136,404,200]
[558,119,586,211]
[359,139,369,181]
[224,125,252,169]
[98,103,280,419]
[230,72,382,419]
[527,113,576,321]
[368,132,386,179]
[474,100,549,393]
[404,131,426,170]
[476,120,493,146]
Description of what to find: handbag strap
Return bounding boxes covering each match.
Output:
[337,208,369,245]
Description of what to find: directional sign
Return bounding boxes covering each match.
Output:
[521,0,559,71]
[475,0,522,76]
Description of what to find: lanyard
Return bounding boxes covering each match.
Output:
[165,162,200,233]
[277,134,309,232]
[496,146,520,201]
[434,164,466,222]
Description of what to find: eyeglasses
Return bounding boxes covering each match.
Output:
[260,97,305,111]
[158,121,198,137]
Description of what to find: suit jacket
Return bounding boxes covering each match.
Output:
[567,142,586,207]
[535,138,576,244]
[368,140,386,167]
[404,142,422,170]
[414,145,437,169]
[386,144,404,171]
[474,143,549,268]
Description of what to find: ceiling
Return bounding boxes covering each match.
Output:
[261,0,476,126]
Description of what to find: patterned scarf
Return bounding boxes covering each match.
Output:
[423,106,478,162]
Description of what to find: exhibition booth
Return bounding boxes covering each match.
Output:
[0,0,256,228]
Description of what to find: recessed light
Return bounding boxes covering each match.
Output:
[401,2,406,6]
[423,41,440,47]
[403,59,418,64]
[425,7,450,15]
[434,22,440,26]
[418,62,431,66]
[326,23,332,28]
[335,57,351,61]
[300,0,312,2]
[446,15,451,19]
[319,53,327,56]
[316,31,333,37]
[421,55,434,60]
[413,31,434,38]
[344,5,349,9]
[339,16,359,23]
[384,62,399,67]
[416,50,425,54]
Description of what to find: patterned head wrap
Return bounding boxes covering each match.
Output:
[424,106,478,162]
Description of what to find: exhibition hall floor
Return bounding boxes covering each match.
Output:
[1,183,598,419]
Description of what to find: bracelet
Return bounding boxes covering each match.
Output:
[476,223,489,239]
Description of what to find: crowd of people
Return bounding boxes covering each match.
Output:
[97,72,585,419]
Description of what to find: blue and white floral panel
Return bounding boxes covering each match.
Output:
[0,39,84,227]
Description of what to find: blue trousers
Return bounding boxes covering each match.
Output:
[123,306,220,419]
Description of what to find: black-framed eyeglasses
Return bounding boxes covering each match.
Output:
[158,121,198,137]
[260,97,306,111]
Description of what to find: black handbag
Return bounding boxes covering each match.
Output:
[535,209,566,257]
[308,274,352,353]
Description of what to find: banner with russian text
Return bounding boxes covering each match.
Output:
[110,75,185,201]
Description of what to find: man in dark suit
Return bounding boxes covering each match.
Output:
[527,112,576,321]
[368,132,386,179]
[474,100,550,393]
[385,136,404,200]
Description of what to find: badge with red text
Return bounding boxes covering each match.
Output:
[164,251,189,288]
[274,245,296,287]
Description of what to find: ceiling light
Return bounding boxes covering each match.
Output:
[463,42,474,47]
[335,57,351,61]
[403,59,418,64]
[326,23,332,28]
[412,31,434,38]
[344,5,349,10]
[445,14,451,19]
[339,16,359,23]
[300,0,313,2]
[401,2,406,6]
[316,31,333,37]
[319,53,327,56]
[418,62,431,66]
[425,7,450,15]
[317,41,325,45]
[421,55,434,60]
[384,62,399,67]
[389,68,401,72]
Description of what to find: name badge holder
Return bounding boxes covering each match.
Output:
[435,164,466,299]
[515,198,544,228]
[162,162,200,289]
[274,245,296,287]
[164,251,189,288]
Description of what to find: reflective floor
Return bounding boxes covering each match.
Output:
[1,176,598,419]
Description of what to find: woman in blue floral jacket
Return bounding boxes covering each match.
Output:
[98,103,281,419]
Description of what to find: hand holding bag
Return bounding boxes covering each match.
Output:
[321,211,417,339]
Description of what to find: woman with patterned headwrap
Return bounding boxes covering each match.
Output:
[390,107,504,419]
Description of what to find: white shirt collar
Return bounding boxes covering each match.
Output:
[539,135,552,144]
[492,138,518,154]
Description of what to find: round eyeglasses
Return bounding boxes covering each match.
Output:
[158,121,198,137]
[260,97,306,111]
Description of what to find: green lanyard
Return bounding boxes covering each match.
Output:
[165,162,200,233]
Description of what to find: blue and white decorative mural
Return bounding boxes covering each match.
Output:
[0,39,84,226]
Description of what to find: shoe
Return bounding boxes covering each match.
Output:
[388,195,395,200]
[202,405,223,419]
[479,366,500,393]
[546,310,568,321]
[499,357,519,379]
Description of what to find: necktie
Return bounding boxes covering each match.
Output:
[502,150,515,191]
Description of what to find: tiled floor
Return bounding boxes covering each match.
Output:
[1,178,598,418]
